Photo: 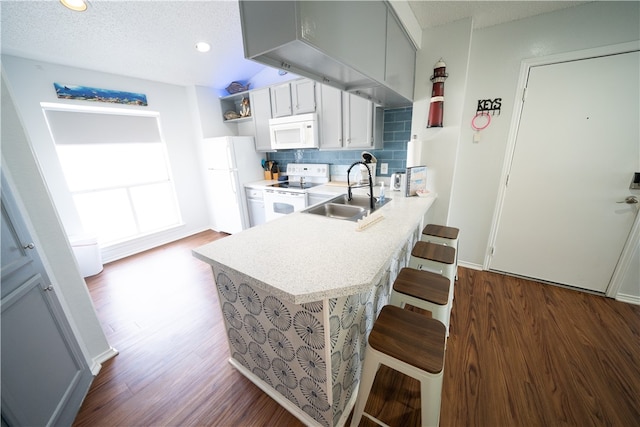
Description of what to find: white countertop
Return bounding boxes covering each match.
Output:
[193,189,436,304]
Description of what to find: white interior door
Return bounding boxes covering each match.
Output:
[490,50,640,293]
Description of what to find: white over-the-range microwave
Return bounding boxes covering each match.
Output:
[269,113,318,150]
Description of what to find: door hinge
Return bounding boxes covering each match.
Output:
[506,174,510,187]
[522,87,528,102]
[490,246,495,256]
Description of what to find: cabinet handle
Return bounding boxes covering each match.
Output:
[23,242,35,250]
[43,286,54,292]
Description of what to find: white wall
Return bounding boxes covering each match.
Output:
[2,75,115,370]
[410,18,473,226]
[2,55,211,262]
[413,2,640,298]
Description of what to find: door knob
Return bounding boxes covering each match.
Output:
[617,196,639,204]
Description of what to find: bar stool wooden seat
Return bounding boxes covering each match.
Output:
[390,267,452,335]
[350,305,447,427]
[421,224,459,280]
[421,224,459,246]
[409,241,456,285]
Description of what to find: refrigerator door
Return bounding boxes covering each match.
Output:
[202,137,234,170]
[206,169,244,234]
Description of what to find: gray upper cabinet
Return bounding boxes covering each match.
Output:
[291,79,317,114]
[318,84,343,149]
[297,1,387,85]
[385,11,416,101]
[271,79,317,118]
[270,83,292,118]
[239,0,416,108]
[344,93,375,149]
[250,87,273,152]
[319,89,382,150]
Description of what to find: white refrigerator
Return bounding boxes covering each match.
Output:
[202,136,264,234]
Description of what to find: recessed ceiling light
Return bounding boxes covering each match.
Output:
[195,42,211,53]
[60,0,88,12]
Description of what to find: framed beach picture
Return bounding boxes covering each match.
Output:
[54,83,148,106]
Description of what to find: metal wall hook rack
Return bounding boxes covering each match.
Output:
[476,98,502,116]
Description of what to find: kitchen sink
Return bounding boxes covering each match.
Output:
[302,194,391,221]
[304,203,366,221]
[329,194,392,210]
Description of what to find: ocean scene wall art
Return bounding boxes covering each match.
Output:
[54,83,148,106]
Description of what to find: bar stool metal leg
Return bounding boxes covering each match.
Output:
[350,305,447,427]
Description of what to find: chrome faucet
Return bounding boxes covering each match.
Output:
[347,161,375,210]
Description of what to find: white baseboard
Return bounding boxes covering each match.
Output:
[458,261,483,271]
[615,293,640,306]
[90,346,119,375]
[101,226,210,264]
[228,358,321,426]
[228,358,358,427]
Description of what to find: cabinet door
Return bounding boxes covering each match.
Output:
[250,88,273,151]
[291,80,316,114]
[299,1,386,83]
[1,174,92,427]
[385,11,416,100]
[318,85,343,149]
[270,83,292,118]
[343,93,374,149]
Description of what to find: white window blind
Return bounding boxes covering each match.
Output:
[44,110,161,144]
[44,107,181,245]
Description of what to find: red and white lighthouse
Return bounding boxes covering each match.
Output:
[427,59,448,128]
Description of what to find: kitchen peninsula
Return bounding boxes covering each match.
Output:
[193,193,436,427]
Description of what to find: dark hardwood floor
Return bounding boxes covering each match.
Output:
[73,230,640,426]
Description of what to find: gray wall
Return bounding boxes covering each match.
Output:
[2,75,114,370]
[2,55,211,263]
[410,2,640,300]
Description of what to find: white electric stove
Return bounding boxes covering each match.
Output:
[263,163,330,221]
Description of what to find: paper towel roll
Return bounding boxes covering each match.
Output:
[406,135,421,168]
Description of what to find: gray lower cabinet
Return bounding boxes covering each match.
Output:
[1,173,93,427]
[250,87,273,152]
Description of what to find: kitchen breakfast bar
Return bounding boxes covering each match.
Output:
[192,193,436,427]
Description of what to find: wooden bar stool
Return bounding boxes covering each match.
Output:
[409,241,456,286]
[421,224,459,280]
[350,305,447,427]
[390,267,452,336]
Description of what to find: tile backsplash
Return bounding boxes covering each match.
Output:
[267,107,412,178]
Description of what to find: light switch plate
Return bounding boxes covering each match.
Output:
[381,163,388,174]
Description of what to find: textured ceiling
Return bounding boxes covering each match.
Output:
[0,0,265,90]
[407,1,588,30]
[2,1,590,91]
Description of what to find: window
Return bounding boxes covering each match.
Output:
[44,106,182,246]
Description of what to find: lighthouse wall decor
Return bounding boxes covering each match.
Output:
[427,59,448,128]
